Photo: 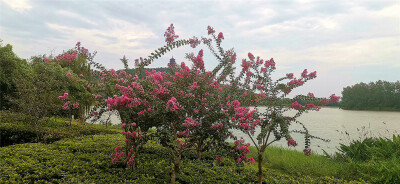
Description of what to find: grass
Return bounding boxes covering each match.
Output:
[249,146,347,178]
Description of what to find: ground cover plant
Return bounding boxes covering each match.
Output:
[0,134,364,184]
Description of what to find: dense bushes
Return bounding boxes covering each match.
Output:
[0,134,362,184]
[333,135,400,183]
[0,111,117,147]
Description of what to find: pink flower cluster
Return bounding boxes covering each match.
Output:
[73,102,79,109]
[211,123,223,129]
[58,92,69,100]
[124,148,135,166]
[112,146,125,163]
[55,51,77,63]
[193,49,205,69]
[291,101,302,110]
[189,37,201,48]
[164,24,179,44]
[264,58,276,70]
[330,94,340,103]
[303,148,312,156]
[182,117,201,127]
[106,95,141,109]
[207,26,215,35]
[301,69,317,79]
[287,79,304,86]
[166,97,181,112]
[287,138,297,147]
[305,103,320,111]
[62,101,70,110]
[217,32,224,41]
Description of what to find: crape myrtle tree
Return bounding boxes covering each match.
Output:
[87,25,254,184]
[228,52,340,183]
[85,24,340,184]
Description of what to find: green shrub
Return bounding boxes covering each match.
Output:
[337,135,400,162]
[0,111,117,147]
[0,134,363,184]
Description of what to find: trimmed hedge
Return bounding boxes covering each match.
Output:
[0,134,363,183]
[0,111,118,147]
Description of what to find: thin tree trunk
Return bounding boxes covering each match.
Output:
[171,154,181,184]
[258,152,263,184]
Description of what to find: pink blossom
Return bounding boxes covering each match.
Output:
[189,37,201,48]
[291,101,302,110]
[320,99,330,105]
[301,69,308,78]
[207,26,215,35]
[211,123,223,129]
[66,72,71,76]
[182,117,201,127]
[72,102,79,109]
[193,49,205,69]
[58,92,68,100]
[164,24,179,43]
[330,94,340,103]
[191,82,199,90]
[286,73,294,79]
[306,103,320,111]
[304,148,312,156]
[166,97,181,112]
[248,52,255,61]
[287,138,297,147]
[90,111,98,116]
[44,57,51,63]
[241,59,251,71]
[131,122,136,127]
[79,74,84,78]
[307,92,315,97]
[217,32,224,41]
[62,101,70,110]
[308,71,317,78]
[121,123,126,129]
[115,146,123,151]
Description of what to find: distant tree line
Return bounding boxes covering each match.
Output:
[339,80,400,111]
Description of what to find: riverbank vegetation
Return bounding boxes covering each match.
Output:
[340,81,400,111]
[0,117,361,183]
[2,112,400,183]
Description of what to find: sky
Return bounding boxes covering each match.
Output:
[1,0,399,97]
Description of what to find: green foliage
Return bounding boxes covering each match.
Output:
[340,80,400,111]
[336,135,400,162]
[0,43,29,110]
[0,111,117,147]
[333,135,400,183]
[248,146,346,178]
[0,134,361,184]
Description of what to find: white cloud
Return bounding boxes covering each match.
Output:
[57,10,98,26]
[248,16,339,37]
[47,18,157,53]
[1,0,32,13]
[252,36,400,69]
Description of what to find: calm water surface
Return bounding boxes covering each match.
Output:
[232,107,400,155]
[94,107,400,155]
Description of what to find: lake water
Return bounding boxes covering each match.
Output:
[93,107,400,155]
[232,107,400,155]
